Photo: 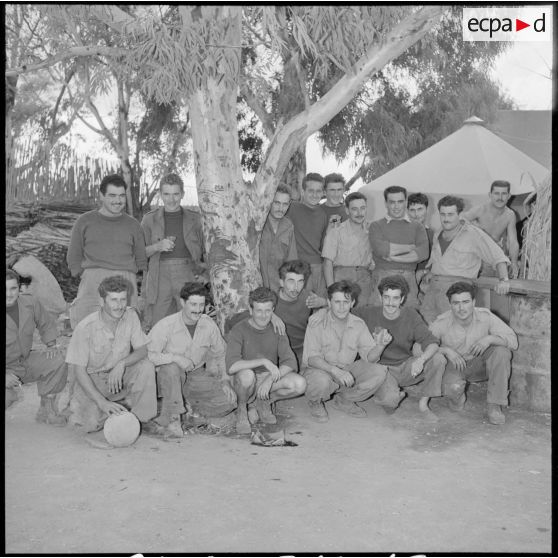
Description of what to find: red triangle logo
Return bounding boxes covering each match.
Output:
[516,18,530,31]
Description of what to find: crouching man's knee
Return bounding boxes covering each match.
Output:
[234,369,256,391]
[282,373,306,396]
[443,378,466,399]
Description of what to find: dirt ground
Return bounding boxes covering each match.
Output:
[5,381,551,555]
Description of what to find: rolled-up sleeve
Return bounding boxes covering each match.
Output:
[65,326,90,367]
[302,324,322,368]
[321,227,339,261]
[472,227,510,267]
[147,321,174,366]
[489,314,518,350]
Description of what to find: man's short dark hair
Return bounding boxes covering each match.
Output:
[180,282,209,302]
[161,173,185,192]
[100,174,127,195]
[344,192,367,208]
[446,281,476,302]
[383,185,407,201]
[407,193,429,208]
[6,268,20,285]
[278,259,311,281]
[490,180,511,193]
[324,173,345,188]
[437,195,464,213]
[302,173,325,190]
[98,275,132,299]
[249,286,277,308]
[377,275,409,301]
[275,184,291,197]
[327,280,361,305]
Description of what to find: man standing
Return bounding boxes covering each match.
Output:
[287,173,329,296]
[430,282,518,425]
[301,280,396,422]
[147,282,237,437]
[67,174,147,328]
[226,287,306,434]
[5,269,68,425]
[322,192,375,307]
[321,173,348,226]
[461,180,520,278]
[354,275,445,421]
[420,196,511,324]
[274,260,327,366]
[141,173,205,328]
[65,276,157,433]
[369,186,429,307]
[407,192,435,287]
[259,185,298,293]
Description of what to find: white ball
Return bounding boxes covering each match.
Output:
[103,411,140,447]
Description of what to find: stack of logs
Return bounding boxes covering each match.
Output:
[6,201,95,301]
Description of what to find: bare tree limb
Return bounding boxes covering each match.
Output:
[239,84,275,138]
[5,45,126,77]
[253,5,447,199]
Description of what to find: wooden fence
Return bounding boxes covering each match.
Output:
[6,138,119,203]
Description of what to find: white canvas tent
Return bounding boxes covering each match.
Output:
[358,116,550,228]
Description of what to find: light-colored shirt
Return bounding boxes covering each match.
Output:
[428,220,510,278]
[147,312,226,380]
[302,310,377,368]
[429,307,518,356]
[321,220,374,268]
[259,216,298,293]
[65,308,147,373]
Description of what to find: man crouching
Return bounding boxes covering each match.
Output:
[65,276,157,432]
[226,287,306,434]
[147,282,237,437]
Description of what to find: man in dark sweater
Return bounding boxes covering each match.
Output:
[226,287,306,434]
[354,275,445,421]
[274,260,327,367]
[321,173,348,226]
[67,174,147,328]
[369,186,429,308]
[141,173,205,328]
[286,173,329,296]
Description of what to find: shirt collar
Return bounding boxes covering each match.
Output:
[385,214,411,224]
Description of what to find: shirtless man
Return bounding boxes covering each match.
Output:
[461,180,520,278]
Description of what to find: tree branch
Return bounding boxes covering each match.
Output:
[5,45,126,77]
[239,84,275,138]
[253,5,446,200]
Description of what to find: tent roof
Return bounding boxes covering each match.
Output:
[360,117,549,196]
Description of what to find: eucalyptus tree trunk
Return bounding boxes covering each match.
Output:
[189,79,265,330]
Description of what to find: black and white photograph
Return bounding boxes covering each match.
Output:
[5,3,552,554]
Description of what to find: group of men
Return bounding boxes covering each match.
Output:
[5,171,520,440]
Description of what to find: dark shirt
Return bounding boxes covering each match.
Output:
[225,319,298,373]
[354,306,439,366]
[321,204,348,226]
[162,210,192,260]
[275,289,312,361]
[287,202,329,265]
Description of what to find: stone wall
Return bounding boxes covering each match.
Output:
[477,278,551,413]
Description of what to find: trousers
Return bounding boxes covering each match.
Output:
[333,266,373,307]
[374,353,446,403]
[69,359,157,431]
[301,360,387,404]
[442,345,512,406]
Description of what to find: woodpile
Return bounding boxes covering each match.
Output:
[6,201,94,301]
